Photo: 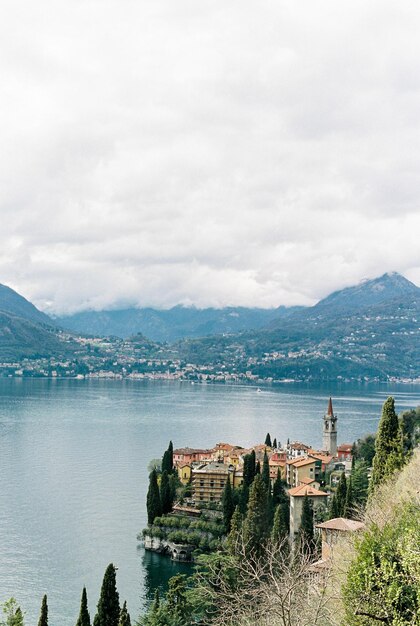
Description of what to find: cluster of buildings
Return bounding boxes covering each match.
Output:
[174,398,355,540]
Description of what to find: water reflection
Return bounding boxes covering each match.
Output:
[140,547,192,609]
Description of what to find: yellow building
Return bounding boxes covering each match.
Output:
[286,457,317,487]
[192,462,238,503]
[177,462,192,485]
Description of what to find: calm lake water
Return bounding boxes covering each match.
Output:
[0,378,419,626]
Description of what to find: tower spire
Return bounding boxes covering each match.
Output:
[327,397,333,416]
[322,397,337,456]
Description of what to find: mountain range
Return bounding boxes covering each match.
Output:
[0,272,418,380]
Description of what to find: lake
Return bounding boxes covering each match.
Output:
[0,378,418,626]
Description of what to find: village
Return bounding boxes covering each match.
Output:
[143,398,368,569]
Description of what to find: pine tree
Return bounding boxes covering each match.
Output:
[226,505,243,555]
[147,469,162,524]
[37,596,48,626]
[262,451,271,492]
[166,575,189,622]
[221,478,235,533]
[272,438,277,449]
[370,397,403,493]
[343,476,354,519]
[160,471,172,515]
[76,587,91,626]
[264,433,272,447]
[243,475,270,557]
[298,495,314,555]
[335,472,347,517]
[93,564,120,626]
[118,602,130,626]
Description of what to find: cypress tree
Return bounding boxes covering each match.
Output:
[243,451,256,487]
[352,460,369,506]
[222,478,235,533]
[38,596,48,626]
[239,483,249,515]
[262,451,271,492]
[93,564,120,626]
[264,433,272,447]
[146,469,162,524]
[328,494,339,519]
[243,475,270,557]
[370,397,402,492]
[160,471,172,514]
[168,441,174,472]
[298,495,314,555]
[271,503,289,546]
[255,460,261,475]
[13,608,24,626]
[226,505,243,555]
[272,438,277,449]
[161,441,174,474]
[118,602,130,626]
[272,469,283,506]
[335,472,347,517]
[76,587,91,626]
[343,477,354,519]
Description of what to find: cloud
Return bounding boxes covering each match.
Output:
[0,0,419,313]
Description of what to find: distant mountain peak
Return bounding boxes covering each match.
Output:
[315,271,419,312]
[0,283,52,326]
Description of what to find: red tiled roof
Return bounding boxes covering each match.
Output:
[288,484,328,497]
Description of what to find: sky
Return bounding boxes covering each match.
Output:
[1,0,420,314]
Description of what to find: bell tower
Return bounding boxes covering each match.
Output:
[322,397,337,456]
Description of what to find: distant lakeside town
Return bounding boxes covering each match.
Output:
[1,333,419,384]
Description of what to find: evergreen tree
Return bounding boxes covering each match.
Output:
[255,460,261,475]
[160,471,172,515]
[352,460,369,507]
[239,483,249,515]
[298,495,314,555]
[152,590,159,614]
[328,494,339,519]
[272,469,284,506]
[370,397,403,493]
[37,596,48,626]
[262,451,271,492]
[161,441,174,475]
[221,478,235,533]
[226,505,243,555]
[13,608,24,626]
[264,433,272,447]
[343,477,354,519]
[335,472,347,517]
[2,599,24,626]
[166,575,190,623]
[147,469,162,524]
[272,438,277,449]
[118,602,130,626]
[93,564,120,626]
[243,451,256,487]
[243,475,270,557]
[76,587,90,626]
[271,504,289,546]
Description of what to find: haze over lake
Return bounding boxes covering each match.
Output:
[0,379,418,626]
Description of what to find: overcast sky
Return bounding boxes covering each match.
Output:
[1,0,419,313]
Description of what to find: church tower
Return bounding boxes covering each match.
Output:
[322,397,337,456]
